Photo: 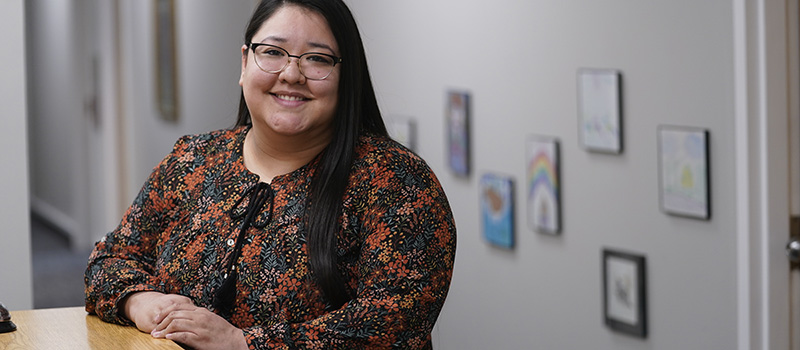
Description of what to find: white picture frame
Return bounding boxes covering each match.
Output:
[578,68,622,153]
[387,117,417,151]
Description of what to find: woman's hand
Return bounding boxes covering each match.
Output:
[121,291,196,333]
[150,307,248,350]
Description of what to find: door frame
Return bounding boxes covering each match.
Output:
[790,0,800,347]
[734,0,792,349]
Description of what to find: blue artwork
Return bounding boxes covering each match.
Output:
[480,173,514,249]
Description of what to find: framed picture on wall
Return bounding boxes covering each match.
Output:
[447,90,471,177]
[155,0,179,121]
[480,173,514,249]
[657,125,710,220]
[603,248,647,338]
[577,68,622,153]
[387,117,417,151]
[526,136,561,234]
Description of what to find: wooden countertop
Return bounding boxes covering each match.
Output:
[0,306,182,350]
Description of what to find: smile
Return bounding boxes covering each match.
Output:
[274,94,308,102]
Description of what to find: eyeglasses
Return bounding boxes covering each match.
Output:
[248,43,342,81]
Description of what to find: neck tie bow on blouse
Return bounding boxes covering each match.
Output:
[213,182,274,313]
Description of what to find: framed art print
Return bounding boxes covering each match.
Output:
[578,68,622,153]
[480,173,514,249]
[447,90,471,177]
[603,248,647,338]
[658,125,710,220]
[155,0,179,121]
[526,136,561,234]
[387,117,417,151]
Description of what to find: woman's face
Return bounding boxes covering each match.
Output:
[240,5,340,141]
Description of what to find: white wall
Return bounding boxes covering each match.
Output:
[25,0,257,247]
[0,0,33,311]
[118,0,256,205]
[26,0,93,249]
[349,1,738,349]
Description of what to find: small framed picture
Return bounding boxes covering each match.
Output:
[577,68,622,153]
[603,248,647,338]
[480,173,514,249]
[447,90,471,177]
[387,117,417,151]
[657,125,710,220]
[526,136,561,234]
[155,0,179,121]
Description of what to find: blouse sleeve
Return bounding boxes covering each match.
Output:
[243,148,457,349]
[84,138,187,325]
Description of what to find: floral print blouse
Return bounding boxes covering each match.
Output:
[84,126,457,349]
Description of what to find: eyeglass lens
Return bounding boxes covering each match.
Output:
[252,44,337,80]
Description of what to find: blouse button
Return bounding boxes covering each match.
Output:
[227,239,235,247]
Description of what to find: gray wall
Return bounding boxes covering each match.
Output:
[348,1,737,349]
[0,0,33,311]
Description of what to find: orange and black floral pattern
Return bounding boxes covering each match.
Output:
[84,126,457,349]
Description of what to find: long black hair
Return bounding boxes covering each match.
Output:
[236,0,387,309]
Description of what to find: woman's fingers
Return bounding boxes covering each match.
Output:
[122,292,197,333]
[152,308,196,335]
[151,296,196,325]
[150,308,248,350]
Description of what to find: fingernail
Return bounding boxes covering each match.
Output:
[152,330,163,338]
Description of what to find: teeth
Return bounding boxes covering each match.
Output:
[276,94,304,101]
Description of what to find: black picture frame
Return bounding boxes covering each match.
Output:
[657,125,711,220]
[526,135,561,235]
[602,248,647,338]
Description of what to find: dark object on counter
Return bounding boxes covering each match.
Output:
[0,302,17,333]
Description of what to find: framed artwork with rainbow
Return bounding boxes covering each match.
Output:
[526,136,561,234]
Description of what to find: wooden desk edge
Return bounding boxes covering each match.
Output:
[2,307,183,349]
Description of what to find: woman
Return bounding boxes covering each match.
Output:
[84,0,457,349]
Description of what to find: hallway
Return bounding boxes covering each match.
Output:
[31,216,90,309]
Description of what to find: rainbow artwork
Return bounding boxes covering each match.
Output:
[527,137,560,234]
